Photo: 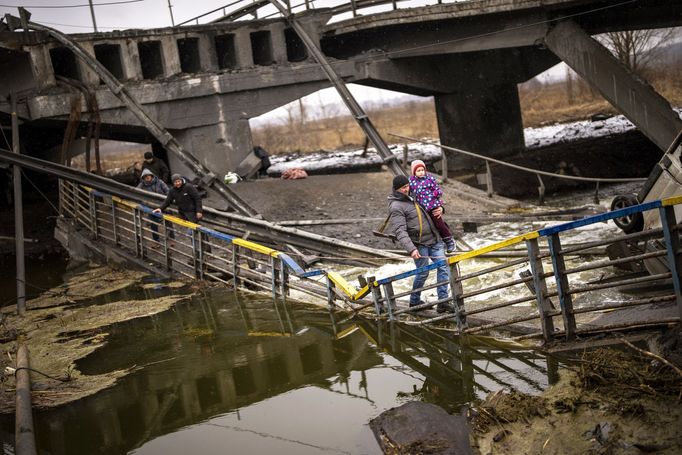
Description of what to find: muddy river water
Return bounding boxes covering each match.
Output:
[2,284,562,454]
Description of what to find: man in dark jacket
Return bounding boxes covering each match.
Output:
[153,173,203,223]
[137,168,169,242]
[388,175,453,313]
[142,151,170,184]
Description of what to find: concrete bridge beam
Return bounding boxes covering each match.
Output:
[358,47,559,96]
[159,36,182,77]
[123,38,144,81]
[198,34,218,72]
[435,83,524,171]
[27,45,55,90]
[77,41,102,86]
[234,29,254,68]
[271,23,289,65]
[544,20,682,151]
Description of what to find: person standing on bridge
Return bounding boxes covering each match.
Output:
[388,175,453,314]
[137,168,169,244]
[142,151,170,184]
[153,174,203,223]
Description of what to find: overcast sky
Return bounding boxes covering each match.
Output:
[0,0,258,32]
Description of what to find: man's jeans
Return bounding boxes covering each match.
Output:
[410,241,450,306]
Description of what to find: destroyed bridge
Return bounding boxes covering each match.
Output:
[1,0,682,180]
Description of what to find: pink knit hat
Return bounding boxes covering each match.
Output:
[411,159,426,176]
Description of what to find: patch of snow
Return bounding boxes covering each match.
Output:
[268,109,682,175]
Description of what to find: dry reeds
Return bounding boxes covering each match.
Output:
[253,60,682,155]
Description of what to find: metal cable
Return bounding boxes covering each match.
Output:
[390,133,648,184]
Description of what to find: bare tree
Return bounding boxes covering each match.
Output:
[599,28,676,76]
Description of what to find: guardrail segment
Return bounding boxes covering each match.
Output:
[60,180,682,340]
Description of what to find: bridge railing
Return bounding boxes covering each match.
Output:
[59,179,349,304]
[178,0,459,26]
[58,180,682,340]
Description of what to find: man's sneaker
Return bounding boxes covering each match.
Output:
[409,300,428,311]
[437,304,455,314]
[444,237,456,254]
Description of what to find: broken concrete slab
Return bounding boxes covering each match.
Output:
[369,401,473,454]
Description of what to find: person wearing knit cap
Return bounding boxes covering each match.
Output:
[141,150,170,184]
[153,174,203,223]
[409,160,456,254]
[387,172,454,314]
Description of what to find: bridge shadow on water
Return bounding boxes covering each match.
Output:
[2,287,565,455]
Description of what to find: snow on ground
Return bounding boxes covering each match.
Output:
[268,110,681,176]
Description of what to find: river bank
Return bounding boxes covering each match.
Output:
[472,335,682,454]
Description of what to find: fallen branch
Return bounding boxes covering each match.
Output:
[620,338,682,379]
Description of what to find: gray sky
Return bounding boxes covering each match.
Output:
[0,0,259,32]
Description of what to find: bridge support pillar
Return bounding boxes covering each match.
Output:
[545,20,682,151]
[434,83,524,171]
[169,119,252,181]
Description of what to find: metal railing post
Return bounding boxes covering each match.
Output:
[548,234,576,339]
[368,277,384,316]
[133,208,142,257]
[196,230,204,279]
[448,262,467,331]
[270,255,278,300]
[232,244,240,287]
[382,282,396,321]
[191,229,199,277]
[485,161,493,197]
[350,0,357,16]
[526,238,555,341]
[660,205,682,320]
[162,219,172,270]
[326,273,335,310]
[110,198,118,246]
[88,191,98,238]
[58,179,64,215]
[279,258,289,299]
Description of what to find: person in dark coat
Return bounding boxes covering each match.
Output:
[153,173,203,222]
[141,151,170,184]
[137,168,169,242]
[253,145,271,176]
[388,175,453,313]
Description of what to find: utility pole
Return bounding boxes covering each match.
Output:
[168,0,175,26]
[88,0,98,32]
[10,94,26,316]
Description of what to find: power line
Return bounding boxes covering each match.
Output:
[0,0,144,8]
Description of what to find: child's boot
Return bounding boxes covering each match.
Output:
[444,237,456,254]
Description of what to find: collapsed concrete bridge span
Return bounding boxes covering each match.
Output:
[0,0,680,176]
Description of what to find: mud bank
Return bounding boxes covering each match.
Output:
[0,266,198,413]
[472,337,682,454]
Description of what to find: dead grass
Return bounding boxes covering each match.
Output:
[253,62,682,155]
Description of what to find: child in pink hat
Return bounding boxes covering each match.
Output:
[409,160,456,253]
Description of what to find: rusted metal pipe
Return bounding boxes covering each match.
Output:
[15,342,37,455]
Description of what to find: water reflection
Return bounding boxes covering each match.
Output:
[2,287,563,454]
